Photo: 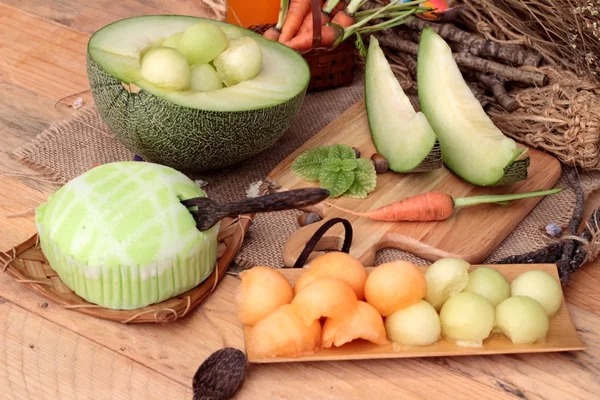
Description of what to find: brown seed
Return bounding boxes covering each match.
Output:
[297,212,322,226]
[370,153,389,174]
[352,147,361,158]
[193,348,247,400]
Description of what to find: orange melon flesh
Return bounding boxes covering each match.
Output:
[322,301,389,348]
[294,251,368,300]
[364,260,428,317]
[246,304,322,358]
[237,266,294,326]
[291,278,358,326]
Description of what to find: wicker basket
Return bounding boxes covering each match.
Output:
[0,217,251,324]
[250,0,357,92]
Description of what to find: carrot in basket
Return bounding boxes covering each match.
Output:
[293,10,332,39]
[285,0,424,50]
[279,0,313,43]
[287,0,341,45]
[327,189,562,222]
[286,24,341,50]
[330,0,347,16]
[330,0,362,27]
[264,0,291,41]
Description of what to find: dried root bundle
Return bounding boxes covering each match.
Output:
[488,68,600,170]
[459,0,600,81]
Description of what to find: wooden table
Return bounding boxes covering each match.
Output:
[1,1,599,399]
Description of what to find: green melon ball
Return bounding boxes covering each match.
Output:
[462,267,511,307]
[214,36,263,87]
[385,300,441,346]
[440,292,495,347]
[511,270,563,317]
[190,64,223,92]
[496,296,549,344]
[424,258,470,311]
[141,47,190,90]
[178,22,229,65]
[225,30,245,40]
[162,32,183,49]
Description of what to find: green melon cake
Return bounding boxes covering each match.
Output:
[35,161,219,310]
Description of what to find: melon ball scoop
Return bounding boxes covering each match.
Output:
[181,188,330,231]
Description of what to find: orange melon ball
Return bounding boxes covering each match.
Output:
[291,278,358,326]
[322,301,389,348]
[246,304,322,358]
[364,260,427,316]
[237,266,294,326]
[294,251,368,300]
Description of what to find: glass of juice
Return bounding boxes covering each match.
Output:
[226,0,280,27]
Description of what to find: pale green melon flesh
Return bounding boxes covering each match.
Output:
[365,37,439,173]
[417,27,527,186]
[35,162,219,310]
[87,15,309,111]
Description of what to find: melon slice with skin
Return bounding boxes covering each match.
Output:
[417,26,529,186]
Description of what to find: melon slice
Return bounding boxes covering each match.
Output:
[86,15,310,171]
[417,26,529,186]
[322,301,389,348]
[35,161,219,310]
[365,36,441,173]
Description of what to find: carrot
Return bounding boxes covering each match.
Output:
[294,10,332,39]
[287,0,340,45]
[330,0,347,16]
[279,0,313,43]
[328,189,563,222]
[286,24,341,50]
[330,0,363,27]
[263,0,290,41]
[263,28,282,41]
[331,10,356,27]
[284,0,428,51]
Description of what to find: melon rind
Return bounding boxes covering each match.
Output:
[86,15,309,172]
[35,162,219,310]
[88,55,305,171]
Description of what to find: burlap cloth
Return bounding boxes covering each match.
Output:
[13,72,600,272]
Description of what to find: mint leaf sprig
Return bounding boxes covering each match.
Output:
[291,144,377,199]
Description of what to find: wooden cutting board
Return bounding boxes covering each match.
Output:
[268,101,562,267]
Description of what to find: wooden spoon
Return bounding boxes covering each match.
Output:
[181,188,330,231]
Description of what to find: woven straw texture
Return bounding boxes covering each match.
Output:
[12,72,600,273]
[0,217,251,324]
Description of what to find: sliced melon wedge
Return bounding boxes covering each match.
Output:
[417,26,529,186]
[365,37,441,173]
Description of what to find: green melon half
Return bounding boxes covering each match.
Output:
[87,15,310,172]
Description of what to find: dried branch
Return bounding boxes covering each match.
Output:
[404,18,543,66]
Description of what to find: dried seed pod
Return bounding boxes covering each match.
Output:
[370,153,389,174]
[193,347,247,400]
[352,147,361,158]
[298,212,322,227]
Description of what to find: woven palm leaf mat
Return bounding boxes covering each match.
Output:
[0,217,250,324]
[11,73,600,274]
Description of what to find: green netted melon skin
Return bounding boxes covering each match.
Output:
[87,55,306,172]
[35,161,219,310]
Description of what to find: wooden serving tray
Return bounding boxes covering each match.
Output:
[244,263,585,363]
[267,101,562,267]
